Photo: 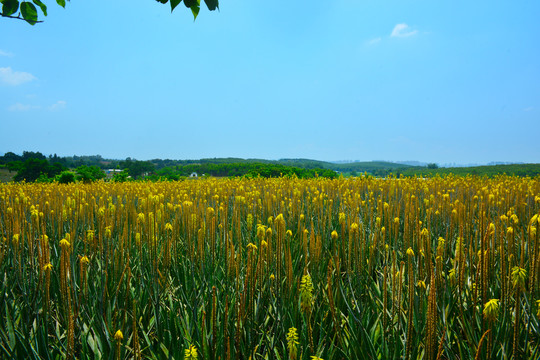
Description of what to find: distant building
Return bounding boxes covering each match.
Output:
[189,172,198,178]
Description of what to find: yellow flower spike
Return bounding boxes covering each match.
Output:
[511,266,527,290]
[165,222,173,231]
[247,243,258,251]
[417,280,426,290]
[270,274,275,281]
[311,357,324,360]
[114,330,123,341]
[394,217,400,224]
[286,327,299,360]
[81,256,90,265]
[338,212,346,224]
[137,212,145,224]
[331,230,338,240]
[300,274,314,313]
[511,214,519,225]
[448,269,456,285]
[261,240,268,248]
[507,227,514,236]
[59,238,70,249]
[184,344,198,360]
[406,248,414,257]
[43,263,53,271]
[483,299,500,322]
[257,224,266,239]
[350,223,359,232]
[438,237,445,247]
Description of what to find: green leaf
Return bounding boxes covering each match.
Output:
[190,5,199,20]
[4,304,15,350]
[32,0,46,16]
[55,0,65,8]
[2,0,19,16]
[20,1,38,25]
[170,0,181,11]
[184,0,198,8]
[203,0,218,11]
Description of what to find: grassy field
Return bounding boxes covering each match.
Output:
[0,167,15,183]
[0,176,539,359]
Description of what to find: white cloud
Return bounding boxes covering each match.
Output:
[0,67,37,85]
[48,100,67,111]
[391,23,418,38]
[0,50,14,57]
[523,106,533,112]
[8,103,40,112]
[366,37,382,46]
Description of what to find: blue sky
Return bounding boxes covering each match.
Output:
[1,0,539,164]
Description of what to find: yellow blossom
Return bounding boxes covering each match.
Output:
[184,344,198,360]
[286,327,299,360]
[114,330,123,341]
[483,299,500,322]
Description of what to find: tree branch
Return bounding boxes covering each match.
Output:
[1,13,43,23]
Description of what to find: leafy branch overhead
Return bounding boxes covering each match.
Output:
[0,0,218,25]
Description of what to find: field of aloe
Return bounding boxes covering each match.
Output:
[0,176,539,359]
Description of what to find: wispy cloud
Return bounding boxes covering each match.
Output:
[8,103,41,112]
[0,67,37,86]
[0,50,14,57]
[48,100,67,111]
[366,37,382,46]
[523,106,533,112]
[9,100,66,112]
[390,23,418,38]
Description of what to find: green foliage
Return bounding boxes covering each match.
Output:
[119,159,155,180]
[112,169,130,182]
[150,162,339,180]
[0,0,218,25]
[13,158,66,182]
[399,163,540,178]
[75,165,105,183]
[56,170,75,184]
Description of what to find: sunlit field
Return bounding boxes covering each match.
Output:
[1,176,539,359]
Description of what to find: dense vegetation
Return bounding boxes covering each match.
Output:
[397,163,540,178]
[0,152,339,182]
[0,176,539,359]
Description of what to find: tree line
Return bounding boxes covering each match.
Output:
[0,151,338,183]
